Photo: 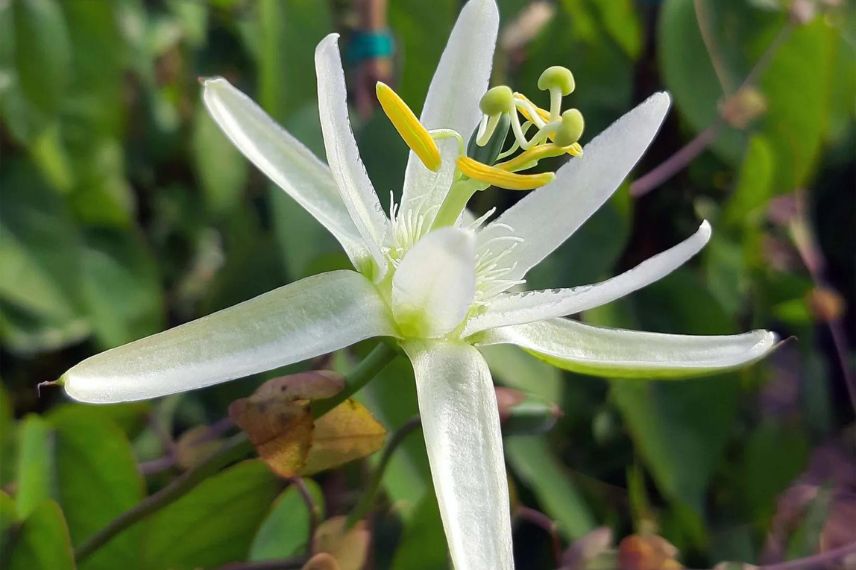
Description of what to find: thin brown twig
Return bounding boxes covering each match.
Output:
[289,477,320,556]
[759,540,856,570]
[630,20,794,198]
[789,193,856,413]
[630,122,723,197]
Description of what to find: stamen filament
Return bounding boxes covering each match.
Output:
[549,88,562,121]
[457,156,555,190]
[429,129,466,157]
[476,113,502,147]
[495,143,569,172]
[376,82,442,172]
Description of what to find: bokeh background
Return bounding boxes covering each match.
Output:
[1,0,854,568]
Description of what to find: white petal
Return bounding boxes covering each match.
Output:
[477,318,777,378]
[464,221,712,335]
[402,340,513,570]
[477,92,672,283]
[399,0,499,226]
[392,227,476,338]
[315,34,389,273]
[63,271,395,403]
[202,78,368,267]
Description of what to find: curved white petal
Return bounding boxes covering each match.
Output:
[392,227,476,338]
[202,78,368,267]
[477,318,777,379]
[464,221,711,335]
[402,340,513,570]
[399,0,499,226]
[315,34,389,273]
[63,271,395,403]
[477,92,672,284]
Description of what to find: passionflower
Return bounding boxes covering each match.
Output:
[60,1,777,568]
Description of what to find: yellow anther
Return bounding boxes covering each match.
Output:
[376,82,442,172]
[495,143,569,172]
[480,86,515,116]
[554,108,584,147]
[457,156,555,190]
[538,66,575,96]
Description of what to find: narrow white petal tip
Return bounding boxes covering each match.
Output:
[698,219,713,243]
[651,90,672,109]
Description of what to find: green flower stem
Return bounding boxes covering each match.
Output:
[311,340,399,417]
[346,416,422,528]
[75,341,400,564]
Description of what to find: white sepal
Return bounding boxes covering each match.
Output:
[464,221,711,335]
[398,0,499,228]
[476,318,777,378]
[202,77,369,267]
[315,34,390,275]
[477,92,672,283]
[63,271,395,403]
[403,340,514,570]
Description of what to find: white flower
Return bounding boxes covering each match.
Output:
[60,1,777,568]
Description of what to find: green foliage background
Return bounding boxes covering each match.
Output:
[0,0,854,568]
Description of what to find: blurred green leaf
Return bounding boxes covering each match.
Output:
[140,460,280,569]
[659,0,835,191]
[48,407,145,570]
[388,0,456,110]
[506,437,595,539]
[250,480,324,560]
[481,344,563,408]
[722,135,775,229]
[7,500,75,570]
[192,105,248,218]
[658,0,747,164]
[5,0,71,141]
[391,492,447,570]
[257,0,332,122]
[757,17,835,192]
[81,228,164,349]
[0,384,14,487]
[740,422,809,521]
[0,491,18,548]
[0,162,88,353]
[59,0,125,137]
[14,415,53,520]
[66,139,135,228]
[610,270,742,510]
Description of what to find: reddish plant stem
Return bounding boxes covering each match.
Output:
[516,506,563,566]
[759,541,856,570]
[630,22,793,198]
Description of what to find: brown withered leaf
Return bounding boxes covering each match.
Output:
[618,534,683,570]
[313,516,370,570]
[229,371,386,478]
[302,399,387,476]
[301,553,341,570]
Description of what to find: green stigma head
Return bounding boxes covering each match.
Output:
[537,66,575,96]
[554,108,584,147]
[479,85,514,116]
